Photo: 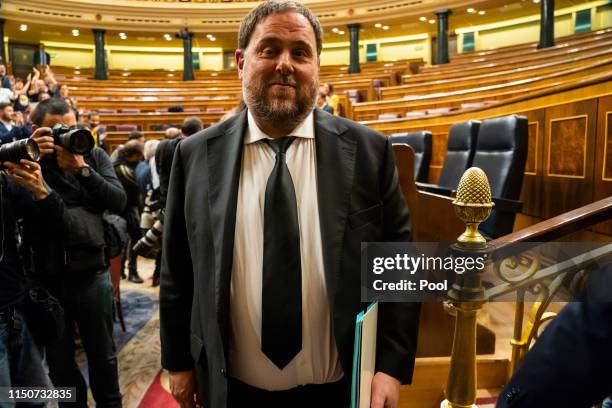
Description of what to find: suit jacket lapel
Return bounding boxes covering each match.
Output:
[207,109,247,352]
[314,109,357,307]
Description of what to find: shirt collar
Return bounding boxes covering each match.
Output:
[245,109,315,145]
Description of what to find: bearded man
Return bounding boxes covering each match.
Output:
[160,1,420,407]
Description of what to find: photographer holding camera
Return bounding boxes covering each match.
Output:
[131,117,202,283]
[0,138,68,403]
[29,98,127,408]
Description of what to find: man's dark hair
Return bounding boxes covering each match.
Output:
[128,130,144,141]
[181,116,203,136]
[238,0,323,56]
[119,140,143,159]
[30,98,71,126]
[0,103,11,111]
[325,83,334,93]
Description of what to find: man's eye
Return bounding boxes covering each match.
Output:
[294,50,308,58]
[261,48,276,56]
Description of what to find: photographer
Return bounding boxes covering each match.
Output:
[29,98,126,408]
[0,152,67,402]
[113,139,144,284]
[132,117,202,281]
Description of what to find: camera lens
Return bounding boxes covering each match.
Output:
[67,128,95,155]
[0,139,41,164]
[53,124,95,155]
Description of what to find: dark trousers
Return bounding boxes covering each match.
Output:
[227,377,349,408]
[121,207,142,273]
[152,250,162,280]
[45,270,122,408]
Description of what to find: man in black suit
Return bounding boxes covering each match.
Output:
[496,263,612,408]
[160,1,420,407]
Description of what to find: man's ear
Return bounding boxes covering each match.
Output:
[236,49,245,79]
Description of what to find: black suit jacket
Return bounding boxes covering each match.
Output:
[160,108,421,407]
[497,263,612,408]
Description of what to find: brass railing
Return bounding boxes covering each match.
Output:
[439,168,612,408]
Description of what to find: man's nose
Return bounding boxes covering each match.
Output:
[275,50,294,74]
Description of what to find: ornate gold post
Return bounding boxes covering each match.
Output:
[441,168,494,408]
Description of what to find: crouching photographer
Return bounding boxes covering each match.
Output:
[0,138,67,403]
[28,99,127,408]
[132,118,198,287]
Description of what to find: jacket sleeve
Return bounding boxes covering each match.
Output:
[375,136,421,384]
[160,141,195,372]
[80,148,127,214]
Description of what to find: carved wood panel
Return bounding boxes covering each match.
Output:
[541,99,598,218]
[593,94,612,235]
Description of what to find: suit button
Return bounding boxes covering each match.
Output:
[506,386,520,402]
[220,368,226,377]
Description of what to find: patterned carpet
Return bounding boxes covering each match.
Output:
[72,258,164,408]
[115,259,164,408]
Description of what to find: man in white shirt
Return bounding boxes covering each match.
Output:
[160,1,420,407]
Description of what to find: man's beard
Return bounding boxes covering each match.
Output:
[244,73,317,129]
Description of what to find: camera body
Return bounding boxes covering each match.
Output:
[51,124,95,155]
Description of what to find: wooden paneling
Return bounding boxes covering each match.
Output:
[541,99,598,218]
[547,114,588,178]
[519,109,546,217]
[426,125,452,183]
[594,94,612,235]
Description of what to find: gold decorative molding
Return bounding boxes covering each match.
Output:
[546,114,589,179]
[524,121,539,176]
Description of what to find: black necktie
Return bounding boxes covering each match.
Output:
[261,136,302,369]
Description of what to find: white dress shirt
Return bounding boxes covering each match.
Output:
[228,110,343,390]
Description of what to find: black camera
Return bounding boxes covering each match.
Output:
[52,124,95,155]
[0,139,41,165]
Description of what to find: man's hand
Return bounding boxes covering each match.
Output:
[55,145,86,174]
[371,372,401,408]
[30,127,54,157]
[4,160,49,200]
[169,370,202,408]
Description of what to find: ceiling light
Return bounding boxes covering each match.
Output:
[74,71,80,75]
[164,33,172,40]
[478,10,486,15]
[532,0,540,3]
[429,19,435,24]
[419,16,427,21]
[119,32,127,39]
[467,7,475,13]
[382,25,389,30]
[209,37,216,41]
[19,24,28,31]
[338,30,345,35]
[331,27,339,32]
[374,23,382,28]
[72,29,80,37]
